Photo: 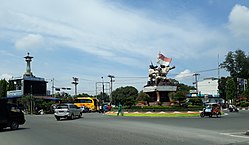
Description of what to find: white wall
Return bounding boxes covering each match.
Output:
[198,78,219,96]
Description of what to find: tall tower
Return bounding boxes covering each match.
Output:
[24,52,33,76]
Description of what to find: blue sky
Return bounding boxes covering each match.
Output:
[0,0,249,95]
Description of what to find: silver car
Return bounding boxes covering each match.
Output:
[54,103,82,121]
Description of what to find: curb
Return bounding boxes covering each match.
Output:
[105,111,200,114]
[223,108,249,111]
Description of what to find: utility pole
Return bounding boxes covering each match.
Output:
[108,75,115,104]
[193,73,200,96]
[72,77,79,97]
[51,78,54,97]
[101,77,104,104]
[30,85,33,115]
[218,54,220,79]
[244,79,247,91]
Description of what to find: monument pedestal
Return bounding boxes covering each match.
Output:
[143,85,177,105]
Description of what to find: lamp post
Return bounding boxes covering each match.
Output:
[72,77,79,97]
[108,75,115,104]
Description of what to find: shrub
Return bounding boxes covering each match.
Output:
[239,102,249,108]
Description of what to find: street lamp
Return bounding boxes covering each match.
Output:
[108,75,115,104]
[72,77,79,97]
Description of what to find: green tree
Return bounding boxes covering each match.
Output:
[221,49,249,79]
[0,79,8,98]
[226,78,236,104]
[187,97,203,106]
[177,83,195,94]
[96,92,109,103]
[174,92,186,105]
[168,92,176,102]
[76,93,92,98]
[7,80,15,91]
[137,91,151,106]
[112,86,138,106]
[218,77,227,103]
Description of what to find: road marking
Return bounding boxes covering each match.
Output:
[220,132,249,139]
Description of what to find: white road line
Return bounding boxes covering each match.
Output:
[220,132,249,139]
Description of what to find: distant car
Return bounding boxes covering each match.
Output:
[54,103,82,121]
[0,100,26,130]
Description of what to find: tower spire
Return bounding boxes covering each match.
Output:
[24,52,33,76]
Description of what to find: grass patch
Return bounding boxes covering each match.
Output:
[107,113,200,117]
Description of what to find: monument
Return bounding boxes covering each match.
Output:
[7,53,47,98]
[143,53,177,105]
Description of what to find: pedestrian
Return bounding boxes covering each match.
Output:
[117,103,123,116]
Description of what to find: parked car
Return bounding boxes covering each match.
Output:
[54,103,82,121]
[0,99,26,130]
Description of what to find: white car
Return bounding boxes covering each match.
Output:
[54,103,82,121]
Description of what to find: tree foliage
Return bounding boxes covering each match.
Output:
[177,83,195,94]
[187,97,203,106]
[218,77,227,102]
[111,86,138,106]
[221,49,249,79]
[174,92,186,102]
[0,79,8,98]
[226,78,236,103]
[137,91,151,105]
[96,92,109,103]
[76,93,92,98]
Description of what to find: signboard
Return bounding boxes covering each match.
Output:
[143,86,177,92]
[7,90,23,98]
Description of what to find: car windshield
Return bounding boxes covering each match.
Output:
[56,105,68,109]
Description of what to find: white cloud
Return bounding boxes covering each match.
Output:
[0,0,226,63]
[228,4,249,38]
[0,73,13,80]
[15,34,44,50]
[174,69,193,81]
[0,1,246,94]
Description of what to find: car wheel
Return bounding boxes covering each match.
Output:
[200,112,204,118]
[70,114,74,120]
[0,125,4,131]
[55,116,60,121]
[78,113,82,118]
[10,121,19,130]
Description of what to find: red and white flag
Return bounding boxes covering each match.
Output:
[157,53,172,66]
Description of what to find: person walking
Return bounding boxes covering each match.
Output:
[117,103,123,116]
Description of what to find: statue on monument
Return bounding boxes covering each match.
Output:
[147,53,175,86]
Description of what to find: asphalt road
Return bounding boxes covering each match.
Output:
[1,111,249,145]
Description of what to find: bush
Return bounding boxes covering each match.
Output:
[238,101,249,107]
[187,98,203,106]
[113,105,203,112]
